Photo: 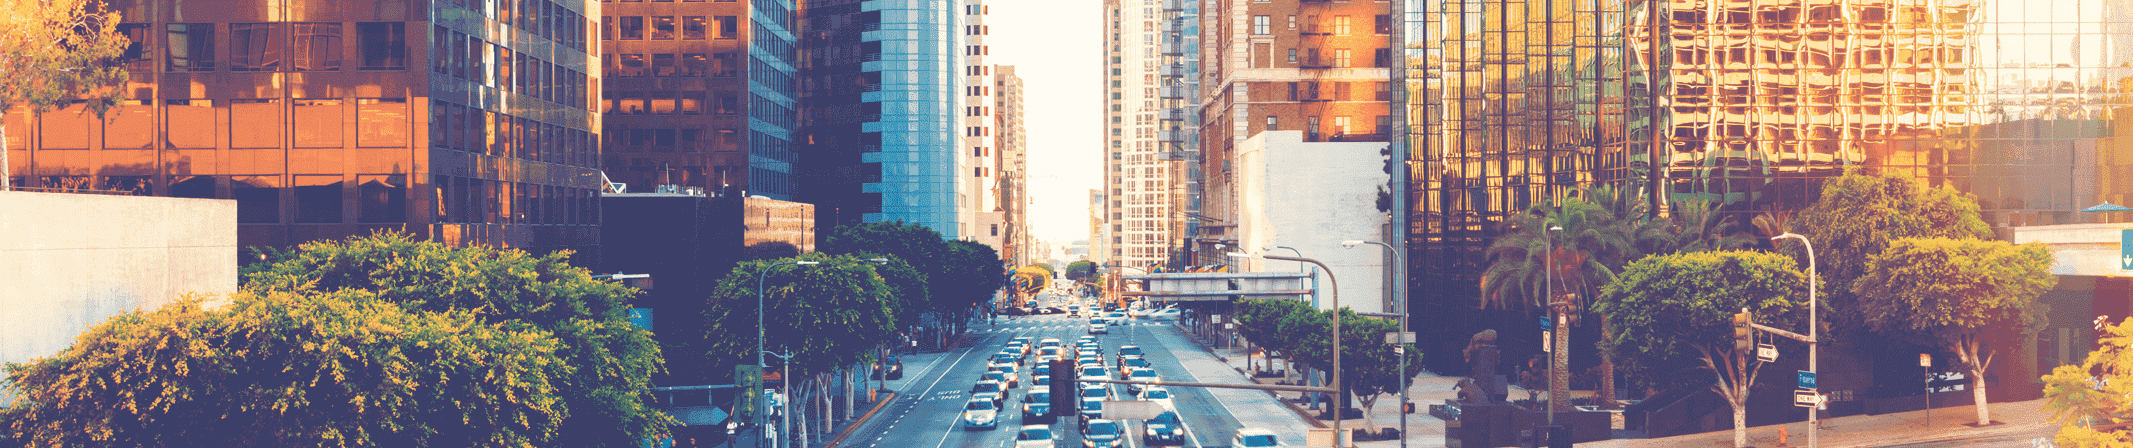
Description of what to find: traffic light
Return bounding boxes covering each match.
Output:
[735,364,763,423]
[1732,311,1755,353]
[1049,359,1075,417]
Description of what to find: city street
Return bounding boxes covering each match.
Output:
[837,304,1294,448]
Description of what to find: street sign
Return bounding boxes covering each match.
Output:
[629,308,655,331]
[1920,353,1932,367]
[1757,343,1778,362]
[1798,371,1817,389]
[1385,331,1417,344]
[1541,331,1552,352]
[2122,229,2132,270]
[1539,315,1553,331]
[1795,390,1819,407]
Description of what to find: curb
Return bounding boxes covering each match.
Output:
[820,390,897,448]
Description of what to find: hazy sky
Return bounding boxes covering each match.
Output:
[986,1,1101,245]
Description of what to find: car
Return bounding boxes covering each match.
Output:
[993,351,1023,368]
[960,398,1000,430]
[1032,364,1052,379]
[1021,391,1053,420]
[1128,306,1151,319]
[1147,308,1182,320]
[1038,346,1063,359]
[980,371,1015,389]
[1118,357,1152,378]
[1038,338,1063,350]
[1125,369,1161,395]
[1067,305,1082,316]
[1082,419,1124,448]
[1138,386,1176,411]
[1003,307,1030,316]
[1104,312,1128,325]
[1010,336,1034,347]
[1232,428,1280,447]
[1015,425,1058,448]
[1078,366,1109,388]
[871,355,904,380]
[1078,400,1107,428]
[1115,346,1144,365]
[971,380,1008,407]
[993,364,1021,387]
[1079,383,1109,402]
[1030,374,1050,389]
[1142,411,1186,445]
[1089,319,1109,334]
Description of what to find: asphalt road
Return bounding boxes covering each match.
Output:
[840,308,1252,448]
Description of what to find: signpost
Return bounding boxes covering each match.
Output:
[1539,315,1553,331]
[1758,343,1778,363]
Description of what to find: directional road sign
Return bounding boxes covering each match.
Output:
[1757,343,1777,362]
[1798,370,1817,390]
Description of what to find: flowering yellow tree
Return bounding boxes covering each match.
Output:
[1,0,132,188]
[2043,318,2133,447]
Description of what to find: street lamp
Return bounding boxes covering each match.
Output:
[1342,239,1408,448]
[756,260,818,448]
[1266,246,1316,308]
[1543,224,1561,427]
[1772,232,1820,448]
[1231,251,1344,447]
[762,350,796,448]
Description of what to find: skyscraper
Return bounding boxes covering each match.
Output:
[961,0,1002,247]
[1102,0,1191,269]
[599,0,800,201]
[797,0,961,238]
[995,65,1032,265]
[10,0,603,254]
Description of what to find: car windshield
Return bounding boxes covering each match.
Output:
[1125,358,1149,367]
[1241,435,1277,446]
[966,401,994,411]
[998,365,1017,374]
[1028,392,1049,401]
[1153,412,1180,424]
[984,373,1005,381]
[1086,422,1120,436]
[1144,389,1170,399]
[1120,346,1142,356]
[1082,388,1105,398]
[1090,319,1105,325]
[1132,370,1158,378]
[1082,368,1105,377]
[974,383,1002,393]
[1082,400,1103,410]
[1018,428,1053,440]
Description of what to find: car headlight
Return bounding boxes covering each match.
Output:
[1145,429,1157,436]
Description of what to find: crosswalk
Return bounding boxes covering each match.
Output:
[975,320,1174,332]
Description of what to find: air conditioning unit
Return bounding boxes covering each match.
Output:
[684,187,705,196]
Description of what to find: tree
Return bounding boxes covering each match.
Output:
[1595,250,1808,448]
[939,239,1005,317]
[742,241,802,261]
[1065,260,1096,282]
[1235,298,1318,371]
[1250,303,1425,432]
[1639,197,1753,255]
[701,253,900,374]
[0,0,131,189]
[1479,186,1639,411]
[2042,318,2133,447]
[857,253,928,332]
[1012,265,1051,301]
[1328,310,1426,434]
[1789,169,1992,335]
[2,289,568,447]
[242,233,667,447]
[1853,237,2055,427]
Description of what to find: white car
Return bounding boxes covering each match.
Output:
[1014,425,1057,448]
[1125,368,1161,395]
[1090,321,1109,334]
[971,380,1008,407]
[960,398,1000,430]
[1138,386,1176,411]
[1104,312,1128,325]
[1146,308,1182,320]
[1233,428,1281,447]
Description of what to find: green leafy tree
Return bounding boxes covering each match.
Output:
[1235,298,1318,371]
[1640,197,1753,255]
[822,221,947,288]
[1595,250,1808,448]
[1480,186,1639,411]
[1250,303,1425,432]
[1854,238,2055,426]
[857,253,928,332]
[242,233,666,447]
[1789,169,1992,335]
[701,253,899,374]
[940,240,1005,318]
[1,0,132,189]
[2042,318,2133,446]
[2,289,568,447]
[1065,260,1096,282]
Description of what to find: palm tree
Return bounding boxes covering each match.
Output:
[1480,185,1639,412]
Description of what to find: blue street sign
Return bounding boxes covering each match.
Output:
[2121,229,2131,270]
[629,308,654,331]
[1798,371,1818,390]
[1539,315,1553,331]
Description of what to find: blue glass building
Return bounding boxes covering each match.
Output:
[798,0,960,238]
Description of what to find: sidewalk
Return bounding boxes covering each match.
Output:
[1201,342,1453,448]
[1166,326,1320,447]
[1582,398,2056,448]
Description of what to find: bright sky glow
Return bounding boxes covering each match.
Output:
[987,1,1102,246]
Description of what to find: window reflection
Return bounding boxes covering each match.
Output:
[295,175,343,223]
[166,24,214,71]
[619,16,644,40]
[357,175,407,222]
[684,16,707,40]
[117,24,151,70]
[294,99,344,148]
[104,103,155,149]
[652,16,675,40]
[360,98,409,147]
[233,175,282,223]
[231,99,283,148]
[170,176,216,199]
[100,176,153,196]
[292,23,342,71]
[39,105,90,149]
[358,22,408,70]
[230,23,285,72]
[164,99,215,148]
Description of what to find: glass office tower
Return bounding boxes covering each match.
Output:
[797,0,960,238]
[7,0,603,254]
[599,0,799,201]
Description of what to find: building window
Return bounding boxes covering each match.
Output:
[618,16,644,40]
[294,99,344,147]
[716,16,738,39]
[229,23,284,71]
[233,176,283,223]
[1376,115,1392,134]
[358,22,403,69]
[290,23,342,71]
[1333,116,1350,135]
[1335,16,1352,35]
[684,16,707,39]
[1335,49,1350,67]
[1334,82,1351,101]
[1375,15,1393,34]
[991,224,999,236]
[166,23,215,71]
[1266,115,1277,131]
[1376,81,1392,100]
[1374,48,1391,68]
[652,16,676,40]
[295,176,344,223]
[1252,16,1269,35]
[1287,48,1297,63]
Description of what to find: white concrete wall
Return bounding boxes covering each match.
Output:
[0,191,237,372]
[2008,223,2131,277]
[1234,130,1392,313]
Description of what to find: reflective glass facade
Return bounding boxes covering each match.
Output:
[797,0,959,238]
[1399,0,2133,367]
[600,0,796,200]
[9,0,603,254]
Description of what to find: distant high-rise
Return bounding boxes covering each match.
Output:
[10,0,604,254]
[796,0,961,238]
[961,0,1002,249]
[1103,0,1205,270]
[599,0,799,201]
[995,65,1032,265]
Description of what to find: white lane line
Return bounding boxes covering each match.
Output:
[1143,324,1245,448]
[927,334,993,448]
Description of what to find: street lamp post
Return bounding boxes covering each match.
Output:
[1342,239,1408,448]
[756,260,818,448]
[1773,233,1819,448]
[1543,224,1561,427]
[1232,251,1343,447]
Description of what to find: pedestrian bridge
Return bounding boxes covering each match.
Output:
[1121,271,1313,302]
